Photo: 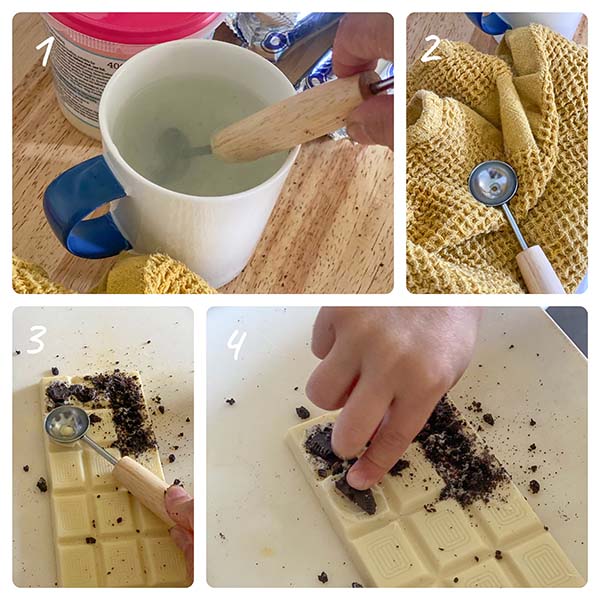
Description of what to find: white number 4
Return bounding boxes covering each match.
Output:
[28,325,47,355]
[227,329,247,361]
[421,35,442,63]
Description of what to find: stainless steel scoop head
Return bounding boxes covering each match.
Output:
[45,405,89,443]
[468,160,528,250]
[44,405,118,465]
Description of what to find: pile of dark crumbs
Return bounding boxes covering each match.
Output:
[304,395,508,515]
[45,370,157,458]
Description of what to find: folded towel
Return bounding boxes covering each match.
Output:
[13,253,217,294]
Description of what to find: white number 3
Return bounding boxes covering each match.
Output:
[227,329,247,361]
[421,35,442,63]
[28,325,47,355]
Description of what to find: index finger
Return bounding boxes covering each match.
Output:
[333,13,394,78]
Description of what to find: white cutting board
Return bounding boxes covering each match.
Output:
[13,306,194,587]
[207,307,587,586]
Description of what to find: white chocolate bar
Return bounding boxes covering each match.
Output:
[40,373,188,587]
[286,410,584,587]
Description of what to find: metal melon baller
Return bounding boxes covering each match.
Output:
[468,160,565,294]
[45,405,175,525]
[155,72,394,182]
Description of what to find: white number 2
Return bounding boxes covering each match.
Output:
[227,329,247,361]
[27,325,47,355]
[421,35,442,63]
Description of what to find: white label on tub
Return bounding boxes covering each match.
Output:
[47,25,125,128]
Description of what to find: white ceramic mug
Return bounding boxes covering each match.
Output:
[467,12,583,40]
[44,39,300,288]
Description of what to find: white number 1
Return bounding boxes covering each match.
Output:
[227,329,247,361]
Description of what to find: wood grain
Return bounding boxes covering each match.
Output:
[12,13,393,294]
[212,71,379,162]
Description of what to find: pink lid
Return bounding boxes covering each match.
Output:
[50,13,222,44]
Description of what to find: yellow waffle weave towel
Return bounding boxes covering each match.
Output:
[13,253,217,294]
[407,25,587,293]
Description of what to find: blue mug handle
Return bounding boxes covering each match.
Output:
[466,13,511,35]
[44,155,132,259]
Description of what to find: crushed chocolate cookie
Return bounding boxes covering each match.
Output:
[529,480,540,494]
[508,344,514,350]
[317,468,328,478]
[482,413,495,426]
[186,417,191,422]
[46,381,97,407]
[36,477,48,492]
[389,458,410,476]
[86,537,96,544]
[296,406,310,420]
[173,479,181,486]
[90,371,157,457]
[424,504,437,513]
[529,418,536,426]
[305,423,336,465]
[318,571,328,584]
[294,386,299,391]
[453,577,459,583]
[116,517,123,523]
[23,465,29,472]
[51,367,59,376]
[158,405,165,414]
[530,465,538,473]
[168,454,176,463]
[351,582,363,588]
[415,396,508,507]
[219,532,226,540]
[89,413,102,424]
[474,556,479,562]
[225,398,236,406]
[528,443,536,451]
[495,550,503,560]
[335,473,377,515]
[15,350,21,355]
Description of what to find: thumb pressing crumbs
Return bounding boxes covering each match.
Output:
[165,484,194,578]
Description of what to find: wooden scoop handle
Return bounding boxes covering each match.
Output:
[211,70,381,163]
[516,245,566,294]
[112,456,175,526]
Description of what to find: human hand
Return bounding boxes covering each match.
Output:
[333,13,394,149]
[165,485,194,578]
[306,307,481,490]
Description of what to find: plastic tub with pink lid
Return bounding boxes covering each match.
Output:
[42,12,224,139]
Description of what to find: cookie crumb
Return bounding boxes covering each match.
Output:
[51,367,59,376]
[23,465,29,472]
[529,480,540,494]
[36,477,47,492]
[225,398,236,406]
[495,550,503,560]
[351,582,363,588]
[482,413,495,426]
[318,571,328,584]
[158,405,165,414]
[168,454,176,463]
[85,537,96,544]
[296,406,310,419]
[529,418,536,426]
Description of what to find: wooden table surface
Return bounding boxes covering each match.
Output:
[12,14,393,294]
[407,12,588,64]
